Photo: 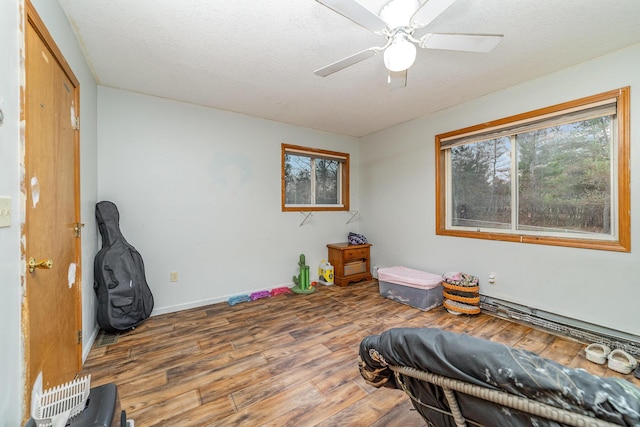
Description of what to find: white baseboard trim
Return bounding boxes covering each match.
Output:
[83,325,100,362]
[151,283,295,316]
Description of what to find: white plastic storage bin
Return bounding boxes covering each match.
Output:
[378,266,443,311]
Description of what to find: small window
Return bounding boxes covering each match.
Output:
[282,144,350,211]
[436,87,630,252]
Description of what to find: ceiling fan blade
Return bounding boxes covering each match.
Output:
[420,33,503,52]
[316,0,388,33]
[410,0,456,28]
[388,70,407,90]
[315,47,381,77]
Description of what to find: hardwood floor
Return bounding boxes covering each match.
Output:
[81,281,640,426]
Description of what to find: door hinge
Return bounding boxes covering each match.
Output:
[73,116,80,131]
[73,222,85,238]
[77,330,83,344]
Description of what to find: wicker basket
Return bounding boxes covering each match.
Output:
[442,281,479,294]
[443,290,480,305]
[444,299,481,315]
[442,272,480,315]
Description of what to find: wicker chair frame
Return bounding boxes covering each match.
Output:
[390,365,620,427]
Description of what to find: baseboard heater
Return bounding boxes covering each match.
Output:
[480,295,640,358]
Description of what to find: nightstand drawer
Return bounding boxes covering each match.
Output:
[344,261,366,275]
[344,248,368,260]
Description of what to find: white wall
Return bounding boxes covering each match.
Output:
[0,0,98,422]
[97,87,361,313]
[360,43,640,337]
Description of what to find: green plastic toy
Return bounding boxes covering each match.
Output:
[292,254,315,294]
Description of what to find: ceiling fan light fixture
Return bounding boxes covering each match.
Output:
[379,0,421,28]
[383,34,416,72]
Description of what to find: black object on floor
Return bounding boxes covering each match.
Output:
[25,383,125,427]
[94,200,154,332]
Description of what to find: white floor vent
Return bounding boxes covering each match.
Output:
[480,296,640,358]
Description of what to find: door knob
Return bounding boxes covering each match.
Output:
[28,257,53,273]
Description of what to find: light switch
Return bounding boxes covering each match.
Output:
[0,197,12,227]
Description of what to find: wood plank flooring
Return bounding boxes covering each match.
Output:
[81,281,640,426]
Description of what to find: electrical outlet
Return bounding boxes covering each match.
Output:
[170,271,178,282]
[488,272,496,284]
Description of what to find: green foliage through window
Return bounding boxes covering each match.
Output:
[436,88,630,252]
[282,144,349,211]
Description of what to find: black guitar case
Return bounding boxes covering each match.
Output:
[94,201,154,332]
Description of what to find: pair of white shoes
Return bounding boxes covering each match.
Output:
[585,343,638,375]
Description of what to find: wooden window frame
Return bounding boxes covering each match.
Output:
[281,143,350,212]
[435,87,630,252]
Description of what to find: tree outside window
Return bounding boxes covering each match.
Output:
[437,87,630,252]
[282,144,349,211]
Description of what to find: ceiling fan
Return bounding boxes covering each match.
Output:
[314,0,503,89]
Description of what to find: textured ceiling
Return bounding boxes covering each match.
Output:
[58,0,640,137]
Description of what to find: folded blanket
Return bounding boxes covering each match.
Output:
[442,271,479,287]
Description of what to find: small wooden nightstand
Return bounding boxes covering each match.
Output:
[327,242,372,286]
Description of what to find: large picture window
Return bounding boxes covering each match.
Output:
[436,87,630,252]
[282,144,349,211]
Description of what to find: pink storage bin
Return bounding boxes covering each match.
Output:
[378,266,443,311]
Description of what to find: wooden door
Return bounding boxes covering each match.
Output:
[23,1,82,418]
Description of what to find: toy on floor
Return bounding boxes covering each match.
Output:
[228,294,251,306]
[229,287,291,306]
[292,254,315,294]
[250,290,271,300]
[270,287,291,296]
